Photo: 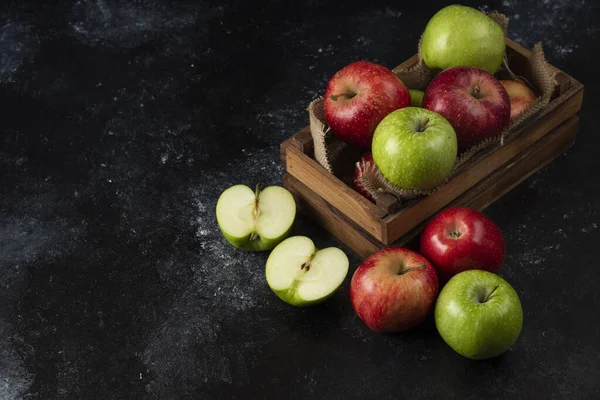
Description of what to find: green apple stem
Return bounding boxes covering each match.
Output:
[481,285,500,303]
[398,263,427,275]
[416,118,430,132]
[249,232,259,241]
[330,92,356,101]
[252,184,261,220]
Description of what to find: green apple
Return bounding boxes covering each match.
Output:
[409,89,424,107]
[435,270,523,360]
[216,184,295,251]
[421,5,506,75]
[372,107,457,191]
[266,236,349,306]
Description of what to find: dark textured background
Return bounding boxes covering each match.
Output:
[1,0,599,398]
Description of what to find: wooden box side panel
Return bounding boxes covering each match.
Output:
[285,115,579,259]
[285,145,388,241]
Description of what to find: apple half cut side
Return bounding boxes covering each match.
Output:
[216,184,296,251]
[266,236,349,307]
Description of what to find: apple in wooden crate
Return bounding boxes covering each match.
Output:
[421,5,506,75]
[350,247,439,332]
[500,79,537,124]
[372,107,457,191]
[409,89,424,107]
[324,61,410,148]
[423,67,510,152]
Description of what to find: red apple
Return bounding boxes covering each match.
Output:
[420,206,505,282]
[350,247,439,332]
[324,61,410,148]
[353,152,375,202]
[423,67,510,152]
[500,79,537,124]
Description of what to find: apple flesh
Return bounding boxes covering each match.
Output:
[353,152,375,202]
[500,79,537,124]
[420,207,505,282]
[216,184,296,251]
[435,270,523,360]
[324,61,411,148]
[350,247,439,332]
[423,67,510,152]
[372,107,457,190]
[422,5,506,75]
[266,236,349,306]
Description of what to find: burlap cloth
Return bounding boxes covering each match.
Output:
[307,12,557,204]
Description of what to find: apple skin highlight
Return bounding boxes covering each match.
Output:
[324,61,410,148]
[350,247,439,332]
[423,66,510,152]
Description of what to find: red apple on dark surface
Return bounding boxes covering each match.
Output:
[353,152,375,202]
[324,61,411,148]
[422,67,510,152]
[420,206,505,282]
[350,247,439,332]
[500,79,537,124]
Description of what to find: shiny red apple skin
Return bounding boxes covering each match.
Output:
[500,79,537,124]
[419,206,505,282]
[350,247,439,332]
[422,67,510,152]
[324,61,411,148]
[353,152,375,202]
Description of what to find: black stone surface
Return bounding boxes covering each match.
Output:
[1,0,599,399]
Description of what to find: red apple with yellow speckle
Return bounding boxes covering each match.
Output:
[419,206,505,282]
[423,66,510,152]
[324,61,411,148]
[350,247,439,332]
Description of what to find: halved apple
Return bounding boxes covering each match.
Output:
[266,236,349,306]
[216,184,296,251]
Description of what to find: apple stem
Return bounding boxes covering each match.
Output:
[416,118,430,133]
[249,232,259,241]
[252,184,261,220]
[398,263,427,275]
[330,92,356,101]
[450,230,462,239]
[481,285,500,303]
[472,85,481,99]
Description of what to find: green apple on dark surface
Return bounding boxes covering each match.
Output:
[266,236,349,306]
[421,5,506,75]
[372,107,457,191]
[216,184,296,251]
[409,89,424,107]
[435,270,523,360]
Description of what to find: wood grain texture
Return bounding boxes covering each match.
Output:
[286,145,387,241]
[291,127,313,155]
[283,174,381,259]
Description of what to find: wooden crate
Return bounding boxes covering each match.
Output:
[280,39,584,259]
